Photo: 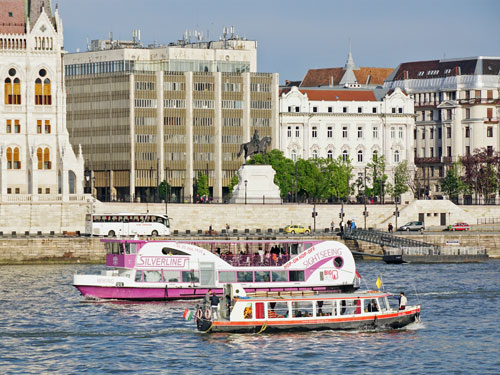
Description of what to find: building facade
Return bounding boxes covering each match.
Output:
[0,0,84,200]
[384,57,500,198]
[64,34,279,202]
[279,53,415,196]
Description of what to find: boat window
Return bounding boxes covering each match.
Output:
[267,302,288,318]
[163,270,180,282]
[243,303,253,319]
[144,270,161,282]
[161,248,190,256]
[111,242,120,254]
[254,271,270,282]
[271,271,287,282]
[237,271,253,283]
[135,271,143,282]
[316,300,334,316]
[129,243,137,254]
[333,257,344,268]
[365,298,379,312]
[378,297,389,311]
[105,242,112,254]
[339,299,357,315]
[182,271,199,283]
[291,301,314,318]
[219,271,236,283]
[289,270,305,282]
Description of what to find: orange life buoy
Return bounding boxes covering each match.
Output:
[205,308,212,320]
[196,308,203,320]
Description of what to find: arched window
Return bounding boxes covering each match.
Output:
[4,68,21,105]
[6,147,21,169]
[69,171,76,194]
[37,147,51,169]
[3,78,11,105]
[327,150,333,159]
[312,150,318,159]
[35,69,51,105]
[291,150,297,162]
[394,150,400,163]
[357,150,363,163]
[342,150,349,162]
[373,150,378,162]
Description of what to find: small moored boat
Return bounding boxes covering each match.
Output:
[194,284,421,333]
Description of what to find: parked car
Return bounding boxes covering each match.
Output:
[447,222,470,231]
[284,225,310,234]
[398,221,425,232]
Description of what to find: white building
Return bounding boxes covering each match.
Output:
[384,56,500,198]
[0,0,84,200]
[280,53,415,194]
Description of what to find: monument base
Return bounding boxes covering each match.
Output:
[230,165,282,204]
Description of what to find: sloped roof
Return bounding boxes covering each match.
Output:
[300,67,393,87]
[282,89,377,102]
[0,0,26,34]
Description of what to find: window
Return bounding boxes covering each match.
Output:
[328,106,333,113]
[4,73,21,105]
[37,147,51,169]
[267,301,289,319]
[312,106,318,113]
[287,126,291,138]
[343,106,348,113]
[342,150,349,162]
[237,271,253,283]
[391,127,395,139]
[447,146,452,157]
[372,107,377,114]
[219,271,236,283]
[465,146,470,155]
[422,111,425,121]
[357,126,363,138]
[373,126,378,139]
[6,120,12,133]
[291,301,314,318]
[399,127,403,139]
[447,128,451,138]
[447,109,452,120]
[394,150,400,163]
[14,120,20,133]
[288,106,292,112]
[430,147,434,157]
[392,107,396,114]
[44,120,51,134]
[271,271,287,282]
[487,146,493,155]
[487,108,493,119]
[35,70,51,105]
[438,147,442,157]
[357,150,363,163]
[312,126,317,138]
[312,150,318,159]
[358,107,362,113]
[327,126,332,138]
[430,128,434,139]
[291,151,297,162]
[295,106,300,113]
[295,126,300,137]
[438,128,442,139]
[487,127,493,137]
[422,129,425,139]
[373,150,378,161]
[37,120,42,133]
[6,147,21,169]
[398,107,403,114]
[465,108,471,119]
[465,127,470,138]
[342,126,348,138]
[327,150,333,160]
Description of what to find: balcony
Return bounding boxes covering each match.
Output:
[442,156,452,163]
[414,157,440,165]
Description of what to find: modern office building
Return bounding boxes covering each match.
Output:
[64,30,279,202]
[384,56,500,198]
[279,52,415,195]
[0,0,84,199]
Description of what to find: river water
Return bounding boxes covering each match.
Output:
[0,260,499,374]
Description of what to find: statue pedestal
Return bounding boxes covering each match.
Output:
[230,165,282,204]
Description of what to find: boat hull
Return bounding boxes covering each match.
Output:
[197,308,421,333]
[74,285,347,301]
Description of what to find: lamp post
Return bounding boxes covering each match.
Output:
[363,166,368,229]
[165,166,168,216]
[295,162,298,203]
[244,179,248,205]
[84,168,90,194]
[150,166,153,203]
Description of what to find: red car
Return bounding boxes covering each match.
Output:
[448,222,470,231]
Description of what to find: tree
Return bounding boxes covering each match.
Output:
[227,173,239,198]
[248,149,295,198]
[440,163,465,200]
[460,148,500,202]
[366,154,388,201]
[386,160,410,200]
[320,156,353,201]
[158,180,171,201]
[195,173,209,198]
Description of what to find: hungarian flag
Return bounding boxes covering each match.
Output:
[183,308,193,321]
[355,270,361,279]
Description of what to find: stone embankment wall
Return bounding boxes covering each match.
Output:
[0,233,498,265]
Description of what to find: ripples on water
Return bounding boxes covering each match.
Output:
[0,261,499,374]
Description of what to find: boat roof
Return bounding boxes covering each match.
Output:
[236,291,390,302]
[101,238,321,245]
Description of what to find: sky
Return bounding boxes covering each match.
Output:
[57,0,500,83]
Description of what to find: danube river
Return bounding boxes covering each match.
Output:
[1,261,499,374]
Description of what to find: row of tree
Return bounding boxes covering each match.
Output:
[441,148,500,200]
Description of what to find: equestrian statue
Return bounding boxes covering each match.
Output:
[237,130,272,160]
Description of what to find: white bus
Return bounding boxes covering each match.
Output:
[85,213,170,237]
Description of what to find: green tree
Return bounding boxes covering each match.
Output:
[319,156,353,201]
[158,180,171,201]
[366,154,388,201]
[440,163,465,199]
[227,173,239,198]
[386,160,410,199]
[195,173,209,197]
[248,149,295,198]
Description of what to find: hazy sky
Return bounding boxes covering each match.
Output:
[57,0,500,83]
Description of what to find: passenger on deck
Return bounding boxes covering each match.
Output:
[399,292,407,310]
[210,291,220,319]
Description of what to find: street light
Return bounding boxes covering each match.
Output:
[165,166,168,216]
[363,166,368,229]
[244,179,248,205]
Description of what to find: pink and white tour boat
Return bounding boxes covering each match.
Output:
[194,285,421,333]
[73,239,361,300]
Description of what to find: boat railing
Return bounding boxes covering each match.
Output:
[218,253,290,267]
[386,246,487,256]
